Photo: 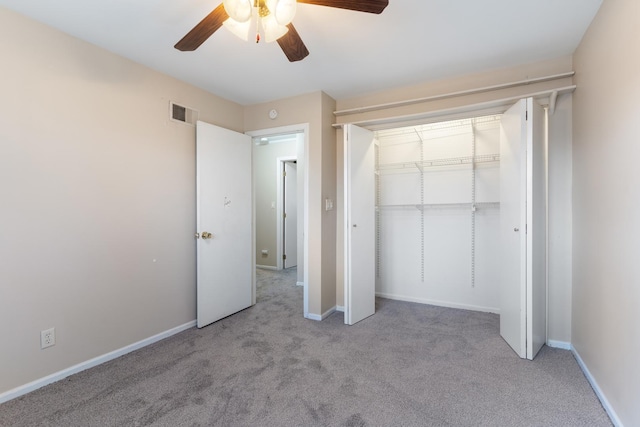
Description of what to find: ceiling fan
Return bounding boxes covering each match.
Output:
[174,0,389,62]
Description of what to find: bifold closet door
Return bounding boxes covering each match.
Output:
[526,97,547,360]
[344,124,376,325]
[499,98,547,360]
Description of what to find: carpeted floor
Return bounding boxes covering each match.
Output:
[0,268,611,426]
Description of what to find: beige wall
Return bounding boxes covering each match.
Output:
[253,139,298,268]
[0,8,243,395]
[244,91,337,317]
[572,0,640,425]
[334,59,575,344]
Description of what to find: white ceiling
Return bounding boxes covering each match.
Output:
[0,0,602,105]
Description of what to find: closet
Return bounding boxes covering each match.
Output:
[374,115,501,313]
[343,97,547,360]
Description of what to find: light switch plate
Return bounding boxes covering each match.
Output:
[325,199,334,211]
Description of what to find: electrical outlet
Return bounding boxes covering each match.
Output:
[41,328,55,349]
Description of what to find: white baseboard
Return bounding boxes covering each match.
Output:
[547,340,571,350]
[305,306,338,321]
[296,281,304,287]
[256,265,278,271]
[571,346,623,427]
[0,320,196,404]
[376,292,500,314]
[321,306,337,320]
[336,305,345,312]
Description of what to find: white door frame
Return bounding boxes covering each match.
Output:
[276,157,297,270]
[246,124,309,317]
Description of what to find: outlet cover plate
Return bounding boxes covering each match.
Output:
[41,327,55,349]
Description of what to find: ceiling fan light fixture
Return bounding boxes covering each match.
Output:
[269,0,297,25]
[176,0,387,59]
[261,13,289,42]
[222,0,294,43]
[222,16,252,41]
[223,0,253,22]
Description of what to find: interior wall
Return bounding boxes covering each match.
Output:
[0,8,244,396]
[253,139,298,268]
[572,0,640,424]
[335,60,575,344]
[244,91,337,317]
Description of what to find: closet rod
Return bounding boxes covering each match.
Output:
[334,72,575,116]
[332,85,576,130]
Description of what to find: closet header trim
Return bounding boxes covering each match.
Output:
[334,72,574,117]
[333,85,575,131]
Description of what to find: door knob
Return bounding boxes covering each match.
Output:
[514,227,519,232]
[352,224,358,228]
[202,232,213,239]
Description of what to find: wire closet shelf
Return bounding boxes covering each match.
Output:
[376,153,500,174]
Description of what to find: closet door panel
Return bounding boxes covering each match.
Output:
[499,99,528,358]
[344,124,376,325]
[499,98,547,360]
[526,98,547,360]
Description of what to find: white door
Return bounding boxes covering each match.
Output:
[499,98,547,359]
[500,100,527,358]
[284,161,298,269]
[344,124,376,325]
[196,121,254,328]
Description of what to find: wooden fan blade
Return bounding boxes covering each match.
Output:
[277,24,310,62]
[174,3,229,51]
[297,0,388,14]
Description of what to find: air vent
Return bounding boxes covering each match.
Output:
[170,101,198,126]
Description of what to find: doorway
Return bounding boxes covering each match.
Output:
[248,124,309,316]
[343,98,547,357]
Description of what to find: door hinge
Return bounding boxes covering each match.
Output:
[283,212,287,219]
[526,110,528,120]
[283,254,287,260]
[283,171,286,177]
